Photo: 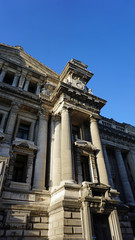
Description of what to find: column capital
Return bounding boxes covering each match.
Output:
[53,114,61,122]
[1,67,7,72]
[115,148,121,153]
[61,106,73,114]
[89,114,101,122]
[20,70,28,79]
[15,71,21,77]
[39,109,49,121]
[11,101,21,112]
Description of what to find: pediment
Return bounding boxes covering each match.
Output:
[0,52,25,65]
[0,44,59,79]
[13,138,37,150]
[74,139,97,151]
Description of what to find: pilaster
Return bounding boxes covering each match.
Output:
[0,67,7,82]
[12,72,20,87]
[5,102,20,143]
[18,71,27,88]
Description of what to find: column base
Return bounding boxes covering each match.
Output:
[32,186,46,192]
[60,179,75,186]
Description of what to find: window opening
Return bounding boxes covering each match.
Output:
[17,121,30,140]
[92,214,112,240]
[3,71,14,85]
[28,81,37,94]
[0,113,3,126]
[12,155,27,183]
[72,125,80,141]
[81,155,91,182]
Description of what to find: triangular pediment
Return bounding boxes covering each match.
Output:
[0,44,59,79]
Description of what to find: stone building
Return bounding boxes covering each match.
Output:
[0,43,135,239]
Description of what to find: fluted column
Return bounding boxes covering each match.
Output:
[12,72,20,87]
[103,145,114,188]
[82,202,93,240]
[29,121,35,141]
[50,117,55,187]
[33,110,49,191]
[0,68,6,82]
[23,79,30,91]
[90,116,109,185]
[61,107,73,183]
[127,150,135,184]
[52,115,61,188]
[115,149,134,204]
[5,102,20,143]
[18,71,27,88]
[36,83,41,95]
[109,209,123,240]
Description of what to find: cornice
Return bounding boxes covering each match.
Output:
[99,125,135,145]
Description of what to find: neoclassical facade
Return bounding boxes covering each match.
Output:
[0,43,135,240]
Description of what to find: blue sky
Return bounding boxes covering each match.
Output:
[1,0,135,126]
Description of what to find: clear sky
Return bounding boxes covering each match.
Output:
[1,0,135,126]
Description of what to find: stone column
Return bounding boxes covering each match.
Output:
[108,209,123,240]
[127,150,135,184]
[0,68,6,82]
[29,121,35,141]
[90,117,109,185]
[18,71,27,88]
[12,72,20,87]
[32,109,49,191]
[115,149,134,204]
[61,107,73,183]
[0,113,7,129]
[23,79,29,91]
[82,202,93,240]
[5,102,20,143]
[36,83,41,95]
[103,144,114,188]
[52,115,61,188]
[26,154,34,190]
[50,117,55,187]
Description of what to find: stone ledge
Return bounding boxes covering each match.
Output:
[24,230,40,236]
[6,230,23,236]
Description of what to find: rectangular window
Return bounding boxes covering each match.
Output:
[92,214,112,240]
[17,121,30,140]
[81,155,91,182]
[12,155,27,183]
[72,125,80,141]
[0,113,3,126]
[28,81,37,94]
[3,71,14,85]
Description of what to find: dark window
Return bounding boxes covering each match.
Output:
[131,221,135,235]
[72,125,80,141]
[17,122,30,140]
[0,113,3,126]
[81,155,91,182]
[12,155,27,183]
[28,81,37,94]
[92,214,112,240]
[3,71,14,85]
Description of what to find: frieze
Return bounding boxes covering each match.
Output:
[99,125,135,143]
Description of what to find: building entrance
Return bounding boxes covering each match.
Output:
[92,214,112,240]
